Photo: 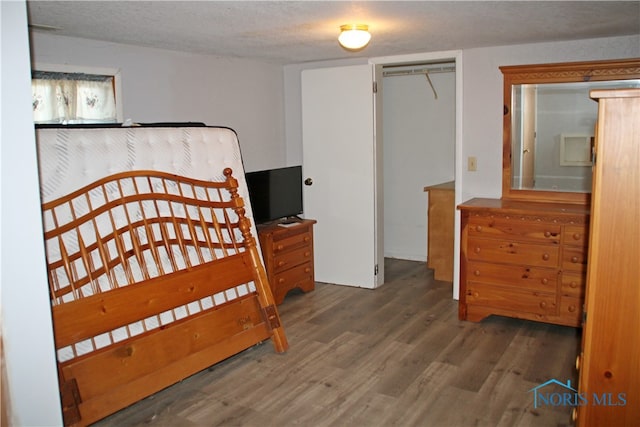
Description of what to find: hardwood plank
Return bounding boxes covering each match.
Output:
[93,258,580,427]
[374,319,460,397]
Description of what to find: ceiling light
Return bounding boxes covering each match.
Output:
[338,24,371,50]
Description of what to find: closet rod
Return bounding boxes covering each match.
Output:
[382,66,455,77]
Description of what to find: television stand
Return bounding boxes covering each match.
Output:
[257,219,316,305]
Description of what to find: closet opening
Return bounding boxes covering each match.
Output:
[380,60,456,284]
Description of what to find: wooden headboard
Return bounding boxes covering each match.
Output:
[36,126,287,426]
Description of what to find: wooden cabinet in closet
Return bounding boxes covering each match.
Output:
[424,181,455,282]
[458,198,589,327]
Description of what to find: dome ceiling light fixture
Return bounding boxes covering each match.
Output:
[338,24,371,50]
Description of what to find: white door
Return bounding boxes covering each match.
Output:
[301,64,380,288]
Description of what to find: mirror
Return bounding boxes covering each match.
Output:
[501,59,640,204]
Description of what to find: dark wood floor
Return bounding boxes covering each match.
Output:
[94,259,581,427]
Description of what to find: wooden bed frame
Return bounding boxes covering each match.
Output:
[42,168,287,426]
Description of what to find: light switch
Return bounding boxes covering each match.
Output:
[468,156,477,171]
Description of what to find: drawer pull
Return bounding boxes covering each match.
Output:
[573,233,581,240]
[540,301,547,309]
[304,236,310,242]
[542,253,550,261]
[305,267,311,273]
[568,305,577,313]
[304,251,311,257]
[571,256,579,263]
[544,231,551,238]
[474,270,480,276]
[541,278,548,285]
[474,247,481,254]
[276,244,284,251]
[278,278,285,284]
[475,225,483,232]
[570,281,578,288]
[277,261,286,267]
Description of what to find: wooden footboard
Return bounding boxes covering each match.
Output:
[42,168,287,426]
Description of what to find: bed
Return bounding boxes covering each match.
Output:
[36,124,288,426]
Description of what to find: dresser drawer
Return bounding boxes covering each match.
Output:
[466,282,557,316]
[559,296,583,326]
[563,224,589,247]
[468,237,559,268]
[271,230,312,253]
[273,245,313,273]
[562,245,588,272]
[467,261,557,292]
[561,272,585,298]
[468,216,561,243]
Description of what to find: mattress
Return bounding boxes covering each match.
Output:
[36,125,260,361]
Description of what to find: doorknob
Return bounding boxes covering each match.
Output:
[304,178,313,186]
[523,148,530,154]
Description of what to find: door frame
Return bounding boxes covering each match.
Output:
[370,50,463,299]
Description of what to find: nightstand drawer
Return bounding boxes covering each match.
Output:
[273,246,313,273]
[271,262,314,304]
[273,262,313,289]
[468,216,561,243]
[271,230,312,253]
[468,237,559,268]
[467,261,557,292]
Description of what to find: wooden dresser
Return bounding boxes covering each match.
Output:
[575,89,640,426]
[424,181,455,282]
[458,198,589,327]
[257,219,316,305]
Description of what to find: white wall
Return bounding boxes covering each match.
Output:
[284,34,639,298]
[285,35,639,202]
[1,2,63,425]
[459,35,640,202]
[383,71,455,261]
[30,32,287,172]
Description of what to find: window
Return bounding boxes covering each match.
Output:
[32,64,122,124]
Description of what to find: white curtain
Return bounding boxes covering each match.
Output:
[32,76,117,124]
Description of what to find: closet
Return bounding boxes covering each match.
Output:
[382,62,455,267]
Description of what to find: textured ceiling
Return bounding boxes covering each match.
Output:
[27,1,640,64]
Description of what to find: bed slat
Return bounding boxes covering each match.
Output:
[52,251,255,349]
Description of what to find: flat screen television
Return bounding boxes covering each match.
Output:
[245,165,303,224]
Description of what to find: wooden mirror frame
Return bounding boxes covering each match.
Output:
[500,58,640,205]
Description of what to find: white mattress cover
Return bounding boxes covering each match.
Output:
[36,126,260,361]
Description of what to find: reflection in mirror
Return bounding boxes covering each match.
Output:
[511,80,640,192]
[501,59,640,204]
